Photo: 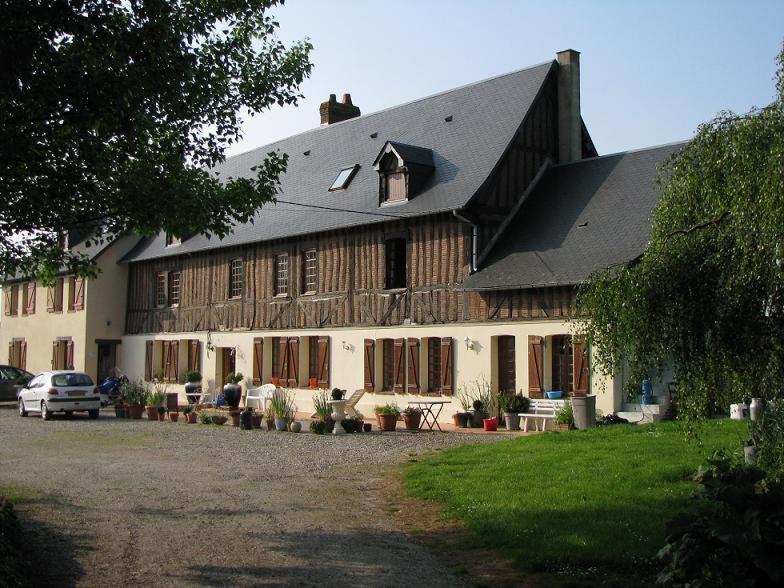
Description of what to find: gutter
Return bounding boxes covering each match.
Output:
[452,210,478,273]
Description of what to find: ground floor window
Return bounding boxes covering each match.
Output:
[382,339,395,391]
[427,338,441,393]
[551,335,574,394]
[497,335,516,394]
[7,339,26,370]
[52,339,74,370]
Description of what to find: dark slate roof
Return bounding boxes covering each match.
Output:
[459,142,686,291]
[381,142,435,167]
[123,61,555,262]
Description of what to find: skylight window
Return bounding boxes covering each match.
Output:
[329,164,359,191]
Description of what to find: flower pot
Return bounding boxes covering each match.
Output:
[363,423,372,432]
[290,421,302,433]
[555,423,573,432]
[128,404,143,419]
[169,412,179,423]
[457,412,471,428]
[114,405,127,418]
[308,378,318,389]
[146,406,158,421]
[229,410,240,427]
[483,417,498,432]
[223,384,242,409]
[376,413,398,431]
[504,413,520,431]
[212,415,227,426]
[186,412,198,424]
[404,413,422,430]
[239,410,253,430]
[572,395,596,429]
[251,415,263,429]
[471,411,485,428]
[184,382,201,403]
[266,417,276,431]
[274,418,287,431]
[452,413,460,427]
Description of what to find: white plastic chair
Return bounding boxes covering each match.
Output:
[245,383,276,411]
[344,389,366,418]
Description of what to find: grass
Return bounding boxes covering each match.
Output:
[404,419,747,574]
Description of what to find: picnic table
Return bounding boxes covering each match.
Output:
[407,400,450,432]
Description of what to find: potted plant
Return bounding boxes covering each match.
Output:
[169,408,179,423]
[471,399,487,428]
[182,405,197,424]
[403,406,422,430]
[374,404,400,431]
[184,370,202,404]
[455,387,472,428]
[198,410,212,425]
[157,406,166,422]
[269,388,295,431]
[251,410,263,429]
[223,372,243,408]
[123,379,147,419]
[239,406,253,430]
[114,389,127,418]
[146,386,166,421]
[502,393,529,431]
[229,408,241,427]
[554,401,575,431]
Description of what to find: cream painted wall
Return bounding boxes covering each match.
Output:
[120,319,622,423]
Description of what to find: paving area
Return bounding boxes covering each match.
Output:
[0,404,502,587]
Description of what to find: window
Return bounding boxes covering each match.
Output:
[229,259,243,298]
[47,278,64,312]
[22,282,35,315]
[329,164,359,191]
[551,335,574,394]
[168,271,181,306]
[156,273,167,307]
[165,232,181,247]
[382,339,395,392]
[427,338,441,393]
[385,238,406,289]
[52,373,93,387]
[7,339,25,370]
[3,283,19,316]
[303,249,317,293]
[384,171,407,202]
[275,254,289,296]
[271,337,282,380]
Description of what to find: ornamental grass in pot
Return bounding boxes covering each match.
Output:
[403,406,422,430]
[146,386,166,421]
[374,404,400,431]
[269,388,295,431]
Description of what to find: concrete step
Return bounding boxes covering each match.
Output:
[617,410,661,424]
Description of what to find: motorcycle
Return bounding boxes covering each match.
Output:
[99,375,128,406]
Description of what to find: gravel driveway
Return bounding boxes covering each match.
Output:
[0,405,498,587]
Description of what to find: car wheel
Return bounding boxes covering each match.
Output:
[18,399,28,417]
[88,409,99,420]
[41,401,51,421]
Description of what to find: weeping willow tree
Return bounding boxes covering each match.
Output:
[576,46,784,420]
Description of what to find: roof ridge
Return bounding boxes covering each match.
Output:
[550,140,689,169]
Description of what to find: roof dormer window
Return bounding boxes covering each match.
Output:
[373,141,434,205]
[329,164,359,191]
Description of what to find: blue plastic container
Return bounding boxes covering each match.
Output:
[546,390,563,399]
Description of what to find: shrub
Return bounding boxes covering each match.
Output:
[198,410,212,425]
[501,393,529,414]
[185,370,202,383]
[269,388,295,420]
[554,402,574,425]
[147,385,166,407]
[123,379,149,406]
[657,452,784,587]
[224,372,243,385]
[374,404,400,416]
[749,398,784,477]
[310,417,335,435]
[402,406,422,416]
[341,417,362,433]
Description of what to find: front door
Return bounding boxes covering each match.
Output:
[97,343,117,383]
[498,336,516,394]
[221,348,236,387]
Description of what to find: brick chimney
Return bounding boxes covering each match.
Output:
[320,93,361,125]
[556,49,581,164]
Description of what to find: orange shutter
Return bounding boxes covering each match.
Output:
[317,336,330,388]
[440,337,454,395]
[20,340,27,370]
[65,340,74,370]
[573,336,589,396]
[364,339,375,392]
[393,338,405,393]
[252,338,263,385]
[407,338,420,393]
[145,341,154,381]
[528,336,544,399]
[287,337,299,387]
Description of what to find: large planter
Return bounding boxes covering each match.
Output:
[504,413,520,431]
[471,411,486,428]
[457,412,471,428]
[128,404,143,419]
[114,404,127,418]
[403,413,422,431]
[376,413,398,432]
[184,382,201,403]
[223,384,242,408]
[146,406,159,421]
[169,412,179,423]
[274,418,287,431]
[239,410,253,430]
[186,412,198,424]
[572,395,596,430]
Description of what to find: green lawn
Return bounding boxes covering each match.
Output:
[404,419,747,574]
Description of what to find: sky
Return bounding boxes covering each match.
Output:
[227,0,783,159]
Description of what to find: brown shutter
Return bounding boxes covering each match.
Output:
[252,338,263,385]
[26,282,35,314]
[393,338,405,393]
[65,340,74,370]
[528,336,544,399]
[287,337,299,387]
[189,340,200,373]
[73,277,85,310]
[573,336,589,396]
[7,342,12,365]
[364,339,375,392]
[440,337,454,395]
[3,287,11,316]
[278,337,288,381]
[145,341,154,381]
[52,341,58,369]
[317,336,330,388]
[47,285,55,312]
[407,338,420,393]
[20,340,27,370]
[170,340,179,382]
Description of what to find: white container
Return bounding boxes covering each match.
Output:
[744,445,757,465]
[750,398,764,421]
[730,403,746,420]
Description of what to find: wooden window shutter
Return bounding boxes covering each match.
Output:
[162,341,170,381]
[65,340,74,370]
[3,287,11,316]
[528,336,544,399]
[287,337,299,387]
[393,338,405,393]
[73,277,85,310]
[252,338,263,385]
[52,341,58,369]
[406,338,420,393]
[278,337,289,381]
[145,341,154,381]
[26,282,35,314]
[20,340,27,370]
[440,337,454,395]
[7,342,12,365]
[189,340,200,373]
[573,336,589,396]
[317,336,330,388]
[364,339,375,392]
[47,285,55,312]
[170,340,179,382]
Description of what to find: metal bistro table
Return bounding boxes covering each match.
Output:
[408,400,450,432]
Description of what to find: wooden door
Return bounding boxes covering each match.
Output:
[497,336,516,394]
[96,343,117,383]
[221,348,235,386]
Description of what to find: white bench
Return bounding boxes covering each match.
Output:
[519,399,566,432]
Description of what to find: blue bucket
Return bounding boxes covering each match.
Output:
[546,390,563,399]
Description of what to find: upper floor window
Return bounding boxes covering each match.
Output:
[168,271,181,306]
[275,253,289,296]
[22,281,35,315]
[229,259,243,299]
[3,284,19,316]
[373,141,434,205]
[47,278,64,313]
[67,276,84,311]
[329,165,359,191]
[303,249,317,293]
[385,238,407,289]
[156,272,167,307]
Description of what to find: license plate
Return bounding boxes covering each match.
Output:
[69,390,86,397]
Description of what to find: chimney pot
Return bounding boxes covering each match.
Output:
[556,49,582,163]
[320,92,361,126]
[342,93,353,105]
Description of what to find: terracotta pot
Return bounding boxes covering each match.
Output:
[187,412,198,424]
[452,413,460,427]
[146,406,158,421]
[169,412,179,423]
[404,413,422,430]
[230,410,240,427]
[376,413,398,431]
[128,404,143,419]
[555,423,573,431]
[114,404,127,418]
[266,417,276,431]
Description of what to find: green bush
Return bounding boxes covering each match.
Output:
[185,370,201,383]
[310,418,335,435]
[749,399,784,477]
[198,411,212,425]
[374,404,400,416]
[123,379,149,406]
[312,389,331,421]
[0,497,23,587]
[554,401,574,425]
[657,452,784,587]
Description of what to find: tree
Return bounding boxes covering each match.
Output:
[576,46,784,420]
[0,0,312,282]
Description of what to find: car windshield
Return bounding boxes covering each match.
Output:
[0,367,23,380]
[52,373,94,387]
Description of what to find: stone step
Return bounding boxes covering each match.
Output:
[617,411,661,424]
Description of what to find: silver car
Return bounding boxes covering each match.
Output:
[18,371,101,420]
[0,365,33,402]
